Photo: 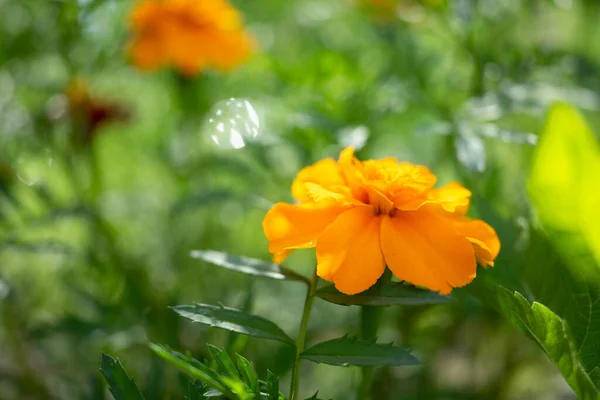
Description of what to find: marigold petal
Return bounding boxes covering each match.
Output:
[205,32,255,71]
[127,0,254,74]
[399,182,471,212]
[301,182,357,205]
[450,217,500,267]
[381,209,476,294]
[262,203,347,255]
[316,206,385,295]
[338,147,368,203]
[429,182,471,213]
[128,35,165,71]
[167,31,209,75]
[273,250,291,264]
[291,158,346,203]
[129,0,162,29]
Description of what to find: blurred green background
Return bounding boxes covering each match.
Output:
[1,0,600,398]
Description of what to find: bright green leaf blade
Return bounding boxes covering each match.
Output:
[316,282,449,306]
[149,344,232,397]
[300,336,420,367]
[100,354,145,400]
[519,232,600,395]
[207,345,239,380]
[468,279,600,399]
[529,103,600,262]
[190,250,310,284]
[220,376,252,400]
[172,303,295,345]
[235,354,259,394]
[266,370,280,400]
[526,103,600,396]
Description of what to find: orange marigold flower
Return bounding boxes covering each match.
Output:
[127,0,255,76]
[263,148,500,295]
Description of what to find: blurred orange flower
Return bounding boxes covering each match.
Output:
[263,148,500,295]
[127,0,255,76]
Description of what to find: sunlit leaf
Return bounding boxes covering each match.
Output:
[468,279,599,398]
[524,103,600,397]
[190,250,309,284]
[172,303,295,345]
[301,336,420,367]
[100,354,145,400]
[316,282,449,306]
[529,103,600,265]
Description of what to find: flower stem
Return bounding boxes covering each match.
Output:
[289,268,319,400]
[357,306,384,400]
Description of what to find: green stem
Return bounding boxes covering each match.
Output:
[357,306,384,400]
[289,269,319,400]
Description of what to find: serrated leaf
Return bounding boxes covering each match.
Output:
[468,280,599,399]
[100,354,145,400]
[266,370,280,400]
[172,303,295,345]
[316,282,449,306]
[300,336,420,367]
[523,103,600,398]
[149,344,232,398]
[190,250,309,284]
[235,354,259,394]
[207,345,239,380]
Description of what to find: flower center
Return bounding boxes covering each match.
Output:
[367,187,396,216]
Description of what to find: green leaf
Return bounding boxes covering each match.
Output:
[468,280,599,399]
[300,336,420,367]
[235,354,259,394]
[316,282,449,306]
[100,354,145,400]
[190,250,309,284]
[219,376,251,400]
[529,103,600,263]
[172,303,295,345]
[524,103,600,397]
[207,345,239,380]
[266,370,280,400]
[149,344,232,397]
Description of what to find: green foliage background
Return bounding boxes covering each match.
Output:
[1,0,600,398]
